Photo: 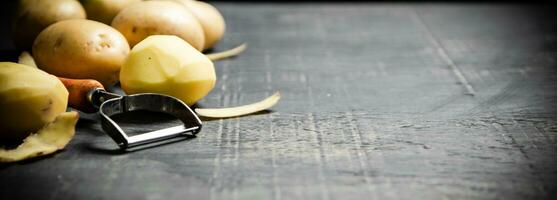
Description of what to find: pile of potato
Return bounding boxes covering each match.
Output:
[0,0,278,162]
[14,0,225,87]
[5,0,227,135]
[14,0,225,51]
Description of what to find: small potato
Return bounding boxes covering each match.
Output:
[180,0,226,50]
[156,0,226,50]
[33,19,130,86]
[111,1,205,50]
[81,0,142,24]
[12,0,86,50]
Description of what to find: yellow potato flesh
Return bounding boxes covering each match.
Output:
[120,35,216,105]
[0,62,68,141]
[0,111,78,163]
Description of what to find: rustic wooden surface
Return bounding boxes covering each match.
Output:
[2,2,557,200]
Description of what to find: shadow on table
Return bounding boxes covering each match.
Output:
[80,108,275,154]
[0,49,20,62]
[0,151,61,169]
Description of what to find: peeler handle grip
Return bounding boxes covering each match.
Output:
[58,77,105,113]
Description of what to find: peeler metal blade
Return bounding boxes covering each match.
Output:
[97,92,202,149]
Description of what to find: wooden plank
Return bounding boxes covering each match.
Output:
[1,2,557,200]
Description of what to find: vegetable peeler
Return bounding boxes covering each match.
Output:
[58,77,202,149]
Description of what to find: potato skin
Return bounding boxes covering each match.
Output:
[12,0,86,50]
[32,19,130,86]
[81,0,142,24]
[181,0,226,50]
[111,1,205,50]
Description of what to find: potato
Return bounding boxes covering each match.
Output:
[80,0,142,24]
[12,0,86,50]
[180,0,226,50]
[155,0,225,50]
[111,1,205,50]
[0,111,78,163]
[33,19,130,86]
[120,35,216,105]
[0,62,68,141]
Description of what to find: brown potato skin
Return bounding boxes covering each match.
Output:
[12,0,86,50]
[32,19,130,86]
[81,0,142,24]
[111,1,205,50]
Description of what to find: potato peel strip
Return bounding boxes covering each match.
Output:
[205,43,247,61]
[0,112,78,163]
[195,91,280,118]
[18,51,38,68]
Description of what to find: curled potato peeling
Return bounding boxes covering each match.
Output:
[206,43,247,62]
[17,51,37,68]
[195,92,281,118]
[0,111,79,163]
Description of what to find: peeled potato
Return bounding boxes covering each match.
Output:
[0,62,69,141]
[0,111,78,163]
[120,35,216,105]
[33,19,130,86]
[111,1,205,50]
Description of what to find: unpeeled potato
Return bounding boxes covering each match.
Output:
[33,19,130,86]
[111,1,205,50]
[12,0,86,50]
[120,35,216,105]
[158,0,225,50]
[182,0,225,50]
[80,0,142,24]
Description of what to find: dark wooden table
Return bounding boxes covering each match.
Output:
[2,2,557,200]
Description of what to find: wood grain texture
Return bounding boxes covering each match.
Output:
[1,2,557,200]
